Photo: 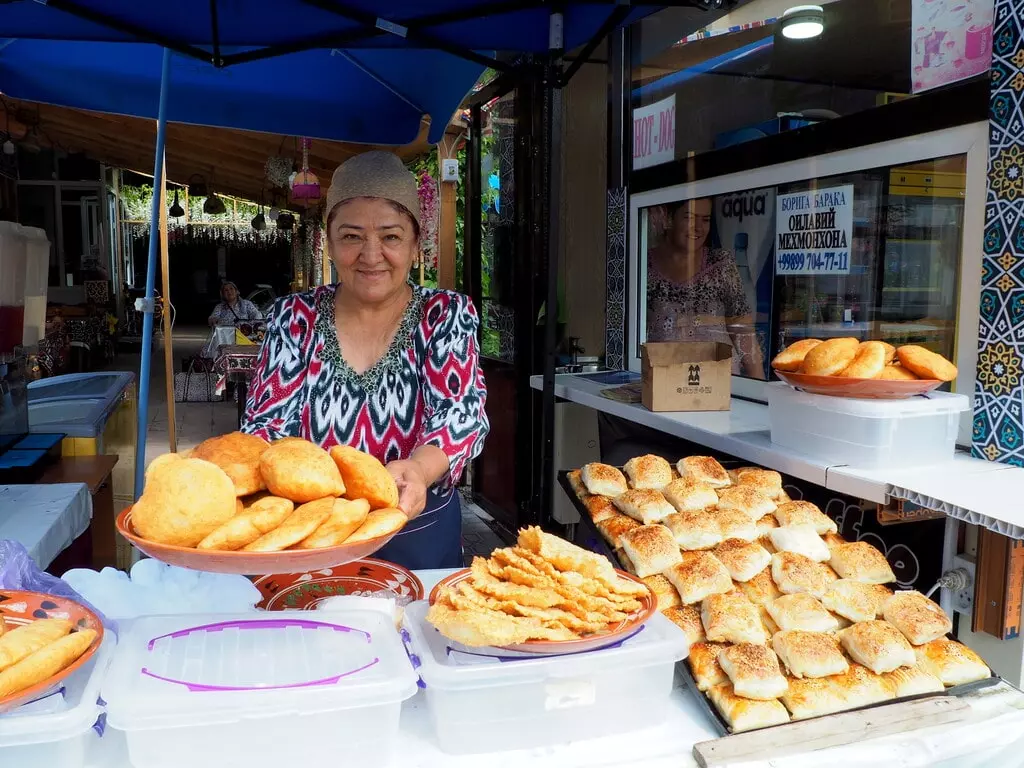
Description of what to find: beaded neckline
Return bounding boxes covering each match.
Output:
[314,283,425,391]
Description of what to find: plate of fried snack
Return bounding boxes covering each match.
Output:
[427,527,656,655]
[0,590,103,713]
[565,456,993,733]
[772,339,957,399]
[117,433,408,574]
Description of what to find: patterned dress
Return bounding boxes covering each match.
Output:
[241,283,489,493]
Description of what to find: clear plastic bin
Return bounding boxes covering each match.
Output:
[768,384,970,469]
[101,611,418,768]
[402,601,688,755]
[0,633,115,768]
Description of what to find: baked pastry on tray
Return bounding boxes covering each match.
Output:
[738,567,783,606]
[771,552,839,599]
[665,552,734,605]
[662,477,719,513]
[758,606,780,635]
[755,514,780,538]
[663,605,705,646]
[719,643,789,700]
[831,663,895,708]
[689,641,730,691]
[821,580,892,623]
[769,524,831,562]
[711,508,758,542]
[883,665,945,697]
[623,454,673,491]
[620,524,682,578]
[716,486,777,522]
[595,514,641,548]
[613,488,675,524]
[580,463,628,498]
[642,574,681,611]
[773,501,837,535]
[677,456,731,489]
[663,509,723,551]
[772,630,849,679]
[838,620,916,674]
[708,683,790,732]
[733,468,784,500]
[780,675,846,720]
[829,541,896,584]
[583,494,619,524]
[713,538,772,582]
[883,590,953,646]
[914,639,990,686]
[702,592,768,645]
[766,594,839,633]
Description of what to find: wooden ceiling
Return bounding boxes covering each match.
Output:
[0,98,454,203]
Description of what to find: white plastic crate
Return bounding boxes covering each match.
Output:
[402,600,688,755]
[0,632,115,768]
[102,611,418,768]
[768,385,970,469]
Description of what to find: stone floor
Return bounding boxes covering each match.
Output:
[120,328,505,565]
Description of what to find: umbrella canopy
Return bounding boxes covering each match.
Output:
[0,1,663,143]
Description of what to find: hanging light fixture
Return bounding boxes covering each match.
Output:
[204,190,227,216]
[781,5,825,40]
[276,211,295,231]
[168,188,185,218]
[251,197,267,231]
[289,138,321,207]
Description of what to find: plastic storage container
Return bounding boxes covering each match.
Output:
[768,384,970,469]
[402,601,688,755]
[0,632,115,768]
[22,227,51,348]
[0,221,27,356]
[102,611,418,768]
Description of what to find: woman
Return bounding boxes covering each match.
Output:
[241,151,489,569]
[208,281,262,327]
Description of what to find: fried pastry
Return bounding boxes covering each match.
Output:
[711,508,758,542]
[702,592,767,645]
[518,526,620,585]
[838,621,916,674]
[0,628,98,699]
[642,574,681,611]
[716,486,777,522]
[734,468,784,500]
[708,682,790,732]
[145,451,184,480]
[580,463,628,497]
[913,639,989,686]
[821,580,892,623]
[133,458,238,547]
[596,514,642,548]
[613,488,675,524]
[771,552,838,599]
[772,630,848,679]
[663,509,723,551]
[0,619,72,673]
[773,501,837,536]
[662,477,718,513]
[720,643,789,700]
[799,337,860,376]
[883,591,952,646]
[242,499,333,552]
[623,454,673,490]
[766,594,839,633]
[296,498,372,549]
[688,641,730,691]
[259,439,345,502]
[877,364,919,381]
[896,345,958,382]
[665,552,734,605]
[329,445,399,509]
[884,665,945,697]
[713,538,772,582]
[829,541,896,584]
[620,524,683,578]
[769,524,831,563]
[663,605,705,645]
[677,456,731,488]
[425,602,572,647]
[191,432,270,497]
[839,340,887,379]
[772,338,822,373]
[197,496,295,551]
[345,508,408,544]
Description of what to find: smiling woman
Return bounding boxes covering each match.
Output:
[241,151,491,569]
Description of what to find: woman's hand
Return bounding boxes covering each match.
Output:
[385,459,429,520]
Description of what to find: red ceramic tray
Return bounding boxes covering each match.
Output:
[251,558,424,610]
[774,369,943,400]
[0,590,104,713]
[117,506,404,576]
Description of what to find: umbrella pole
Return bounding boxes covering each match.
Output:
[133,47,172,500]
[159,162,177,453]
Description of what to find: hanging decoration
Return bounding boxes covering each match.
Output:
[265,155,293,188]
[416,171,439,270]
[289,138,321,207]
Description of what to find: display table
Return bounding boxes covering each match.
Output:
[39,456,119,569]
[214,344,260,425]
[0,483,92,568]
[531,373,1024,540]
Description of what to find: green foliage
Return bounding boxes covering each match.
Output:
[119,184,263,225]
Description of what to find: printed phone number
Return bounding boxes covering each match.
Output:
[776,250,850,273]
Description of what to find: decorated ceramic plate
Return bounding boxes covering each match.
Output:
[774,370,943,399]
[117,506,404,575]
[428,568,656,656]
[0,590,104,713]
[251,558,425,610]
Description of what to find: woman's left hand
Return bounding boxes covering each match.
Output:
[385,459,428,520]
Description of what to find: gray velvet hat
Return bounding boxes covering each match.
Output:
[324,150,420,228]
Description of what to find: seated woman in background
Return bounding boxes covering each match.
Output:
[208,281,262,327]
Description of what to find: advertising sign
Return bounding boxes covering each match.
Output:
[775,185,854,275]
[912,0,994,94]
[633,95,676,170]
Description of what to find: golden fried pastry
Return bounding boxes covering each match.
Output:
[896,345,958,382]
[769,524,831,563]
[878,341,897,364]
[642,575,681,611]
[884,665,944,697]
[613,488,675,524]
[328,445,399,510]
[519,526,618,584]
[580,463,628,497]
[0,615,5,637]
[242,498,333,552]
[772,630,848,679]
[665,552,734,605]
[720,643,789,700]
[712,508,758,542]
[713,539,772,582]
[734,468,784,500]
[821,580,891,623]
[838,621,916,674]
[773,501,837,536]
[772,339,823,373]
[197,496,295,551]
[708,682,790,732]
[766,594,839,633]
[620,524,682,578]
[259,439,345,502]
[426,602,571,647]
[145,452,184,480]
[623,454,673,490]
[883,591,952,646]
[596,514,642,548]
[702,592,767,645]
[662,477,718,513]
[664,509,723,551]
[0,628,98,698]
[914,639,989,686]
[877,364,919,381]
[717,486,777,521]
[829,541,896,584]
[799,337,860,376]
[584,494,619,524]
[839,340,888,379]
[191,432,270,497]
[0,619,72,673]
[663,605,705,645]
[739,567,783,606]
[771,552,838,599]
[133,458,238,547]
[677,456,731,488]
[345,508,408,544]
[296,498,372,549]
[689,641,730,691]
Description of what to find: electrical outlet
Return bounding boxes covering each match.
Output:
[952,553,977,617]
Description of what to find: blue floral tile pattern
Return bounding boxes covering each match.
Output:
[605,187,627,369]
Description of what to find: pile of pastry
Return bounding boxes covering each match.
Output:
[568,455,989,732]
[772,339,958,382]
[133,433,406,552]
[0,616,98,701]
[427,527,648,647]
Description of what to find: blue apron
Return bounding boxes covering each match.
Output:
[373,489,463,570]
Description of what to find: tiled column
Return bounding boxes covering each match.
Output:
[975,0,1024,465]
[605,187,628,369]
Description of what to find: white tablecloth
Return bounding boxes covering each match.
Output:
[201,325,237,359]
[0,483,93,568]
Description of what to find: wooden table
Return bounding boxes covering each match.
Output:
[39,455,119,569]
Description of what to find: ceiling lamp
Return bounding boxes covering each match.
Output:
[204,191,227,216]
[251,204,267,231]
[168,189,185,218]
[276,211,295,231]
[289,138,321,207]
[781,5,824,40]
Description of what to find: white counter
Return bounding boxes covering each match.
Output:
[531,374,1024,541]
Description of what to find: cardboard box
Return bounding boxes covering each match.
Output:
[640,342,732,412]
